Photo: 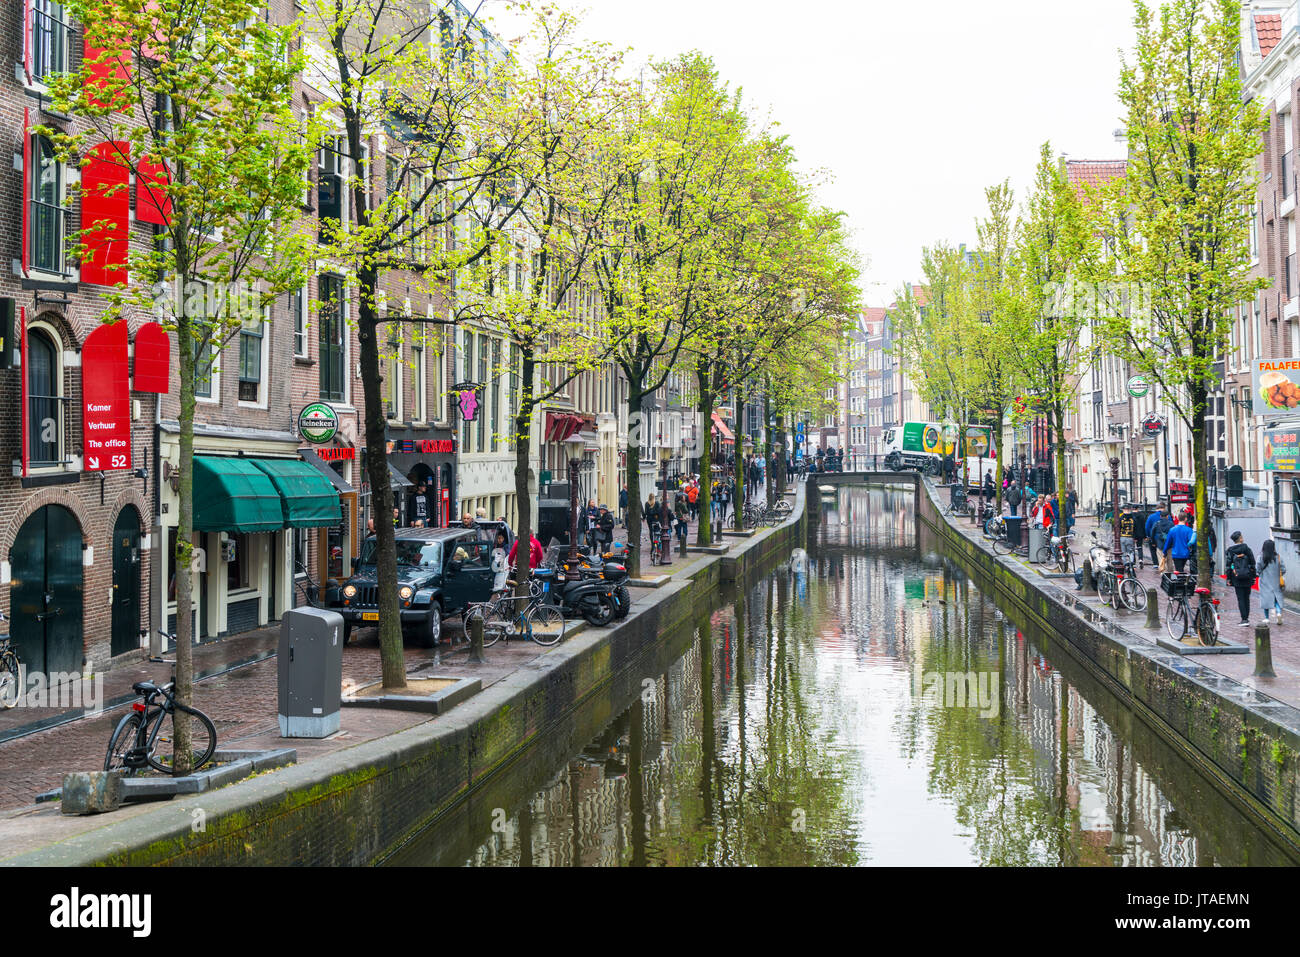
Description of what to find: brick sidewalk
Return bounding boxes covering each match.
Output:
[949,499,1300,709]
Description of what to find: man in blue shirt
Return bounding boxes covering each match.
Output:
[1164,515,1195,574]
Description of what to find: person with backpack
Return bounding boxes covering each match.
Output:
[1153,508,1176,574]
[1144,506,1165,567]
[1118,507,1138,568]
[1224,531,1257,627]
[1164,515,1194,573]
[1005,481,1022,515]
[1257,539,1286,626]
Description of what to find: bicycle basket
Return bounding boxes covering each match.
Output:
[1160,573,1195,598]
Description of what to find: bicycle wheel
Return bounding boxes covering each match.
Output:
[1097,571,1113,604]
[1166,599,1189,640]
[1035,545,1053,565]
[526,604,567,646]
[105,711,144,774]
[146,704,217,774]
[1196,603,1218,647]
[991,536,1012,556]
[463,604,502,647]
[0,652,20,709]
[1119,577,1146,611]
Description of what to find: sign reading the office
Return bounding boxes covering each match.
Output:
[1252,358,1300,415]
[298,401,339,444]
[1264,428,1300,471]
[1127,375,1149,398]
[82,321,132,472]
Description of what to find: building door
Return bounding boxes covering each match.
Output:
[111,507,141,657]
[10,505,82,676]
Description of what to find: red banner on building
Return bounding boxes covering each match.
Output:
[82,322,132,472]
[132,320,170,393]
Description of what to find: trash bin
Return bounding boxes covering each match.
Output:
[1003,515,1023,548]
[1028,523,1046,561]
[278,606,345,738]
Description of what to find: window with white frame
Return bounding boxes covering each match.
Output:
[26,322,65,468]
[29,133,68,276]
[238,306,269,405]
[291,284,308,356]
[29,1,69,83]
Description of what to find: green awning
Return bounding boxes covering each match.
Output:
[193,457,285,533]
[250,458,341,528]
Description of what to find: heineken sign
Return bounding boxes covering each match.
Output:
[1127,375,1149,398]
[298,401,339,444]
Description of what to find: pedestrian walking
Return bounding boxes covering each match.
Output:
[674,493,689,548]
[618,485,628,527]
[1164,515,1194,573]
[1144,506,1164,567]
[1224,531,1258,626]
[1118,506,1138,568]
[687,479,700,520]
[1005,480,1021,514]
[490,530,510,598]
[1153,508,1175,573]
[596,504,614,556]
[1258,539,1285,626]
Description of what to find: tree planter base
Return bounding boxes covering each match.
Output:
[342,676,481,714]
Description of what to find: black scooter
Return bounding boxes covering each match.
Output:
[568,546,631,620]
[543,560,618,626]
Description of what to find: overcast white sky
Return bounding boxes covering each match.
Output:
[480,0,1139,308]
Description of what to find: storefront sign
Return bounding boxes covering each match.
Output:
[298,402,339,444]
[1127,375,1149,398]
[82,321,132,472]
[451,382,480,422]
[1169,480,1193,504]
[1264,429,1300,471]
[316,446,355,462]
[1252,358,1300,416]
[1141,412,1164,437]
[388,438,455,455]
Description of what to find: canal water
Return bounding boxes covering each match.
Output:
[389,485,1295,866]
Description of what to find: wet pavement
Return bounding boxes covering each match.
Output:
[944,497,1300,710]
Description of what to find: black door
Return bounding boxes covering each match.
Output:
[10,505,83,675]
[111,507,141,657]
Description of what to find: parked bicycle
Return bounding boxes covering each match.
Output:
[1036,532,1075,573]
[1090,534,1147,612]
[462,580,567,648]
[105,632,217,775]
[1162,573,1220,646]
[0,612,21,710]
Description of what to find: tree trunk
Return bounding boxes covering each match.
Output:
[172,307,195,774]
[1191,388,1212,591]
[514,349,537,594]
[774,411,786,496]
[625,375,644,576]
[696,361,713,546]
[357,266,405,690]
[732,383,745,531]
[1052,401,1069,513]
[764,391,775,509]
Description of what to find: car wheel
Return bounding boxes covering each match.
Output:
[422,605,443,648]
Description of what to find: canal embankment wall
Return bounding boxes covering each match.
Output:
[3,487,809,866]
[912,476,1300,855]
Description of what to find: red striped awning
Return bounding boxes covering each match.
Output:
[711,411,735,445]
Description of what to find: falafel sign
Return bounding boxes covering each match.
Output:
[1252,359,1300,415]
[1264,428,1300,471]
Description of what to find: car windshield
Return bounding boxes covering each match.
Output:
[358,539,441,568]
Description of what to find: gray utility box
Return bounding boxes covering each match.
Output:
[1028,523,1046,562]
[278,607,345,738]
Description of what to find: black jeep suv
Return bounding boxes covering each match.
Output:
[327,524,512,646]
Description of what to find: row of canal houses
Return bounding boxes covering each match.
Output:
[0,1,727,677]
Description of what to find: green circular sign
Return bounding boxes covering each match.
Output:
[298,402,339,444]
[1127,375,1149,398]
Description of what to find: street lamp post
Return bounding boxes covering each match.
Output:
[566,433,585,564]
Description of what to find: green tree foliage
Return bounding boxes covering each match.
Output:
[48,0,314,769]
[1094,0,1266,587]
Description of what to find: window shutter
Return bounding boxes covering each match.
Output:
[136,155,172,225]
[80,141,131,286]
[20,109,30,278]
[19,307,28,477]
[84,23,131,112]
[133,321,170,393]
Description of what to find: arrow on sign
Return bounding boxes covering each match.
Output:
[87,456,99,470]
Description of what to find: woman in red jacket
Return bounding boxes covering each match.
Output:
[508,533,544,569]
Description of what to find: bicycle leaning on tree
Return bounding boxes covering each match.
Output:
[104,632,217,776]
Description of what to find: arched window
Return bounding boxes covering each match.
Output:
[27,326,63,467]
[30,134,66,276]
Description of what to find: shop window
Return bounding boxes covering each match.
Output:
[226,534,249,591]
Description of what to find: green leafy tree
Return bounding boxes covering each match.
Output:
[48,0,314,770]
[1094,0,1266,588]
